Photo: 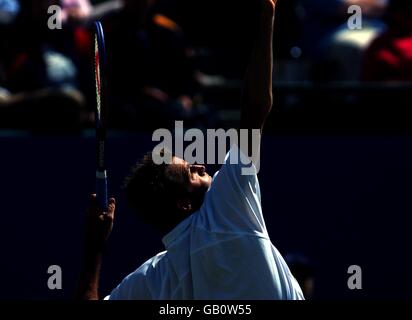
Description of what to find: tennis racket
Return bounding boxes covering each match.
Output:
[93,21,108,211]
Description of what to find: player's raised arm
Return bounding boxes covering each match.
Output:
[240,0,276,133]
[76,194,115,300]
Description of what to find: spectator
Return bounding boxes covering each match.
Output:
[362,0,412,81]
[1,0,87,130]
[61,0,92,25]
[101,0,205,130]
[5,0,80,91]
[299,0,388,81]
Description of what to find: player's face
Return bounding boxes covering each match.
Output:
[172,157,212,193]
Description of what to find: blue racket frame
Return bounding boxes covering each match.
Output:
[94,21,108,211]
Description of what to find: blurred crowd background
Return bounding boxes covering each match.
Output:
[0,0,411,132]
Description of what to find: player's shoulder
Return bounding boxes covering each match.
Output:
[116,251,168,288]
[208,145,258,191]
[133,251,168,276]
[107,252,168,300]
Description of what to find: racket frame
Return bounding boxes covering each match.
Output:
[94,21,108,211]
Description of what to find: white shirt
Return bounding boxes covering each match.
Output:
[106,146,304,300]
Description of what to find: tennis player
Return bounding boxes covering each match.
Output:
[77,0,304,300]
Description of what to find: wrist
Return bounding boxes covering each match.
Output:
[260,11,275,33]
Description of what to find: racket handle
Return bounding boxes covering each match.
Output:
[96,170,108,211]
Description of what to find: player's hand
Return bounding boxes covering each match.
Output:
[84,194,115,252]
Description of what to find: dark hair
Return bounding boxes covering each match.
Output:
[123,151,190,229]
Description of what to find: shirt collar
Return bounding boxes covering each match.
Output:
[162,213,194,248]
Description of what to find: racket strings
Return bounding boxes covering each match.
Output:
[94,34,102,119]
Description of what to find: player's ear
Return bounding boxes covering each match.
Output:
[176,198,192,214]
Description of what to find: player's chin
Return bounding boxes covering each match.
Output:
[198,176,212,191]
[206,174,212,187]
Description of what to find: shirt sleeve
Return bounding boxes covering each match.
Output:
[105,265,153,300]
[197,144,268,236]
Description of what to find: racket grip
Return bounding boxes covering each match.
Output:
[96,170,108,211]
